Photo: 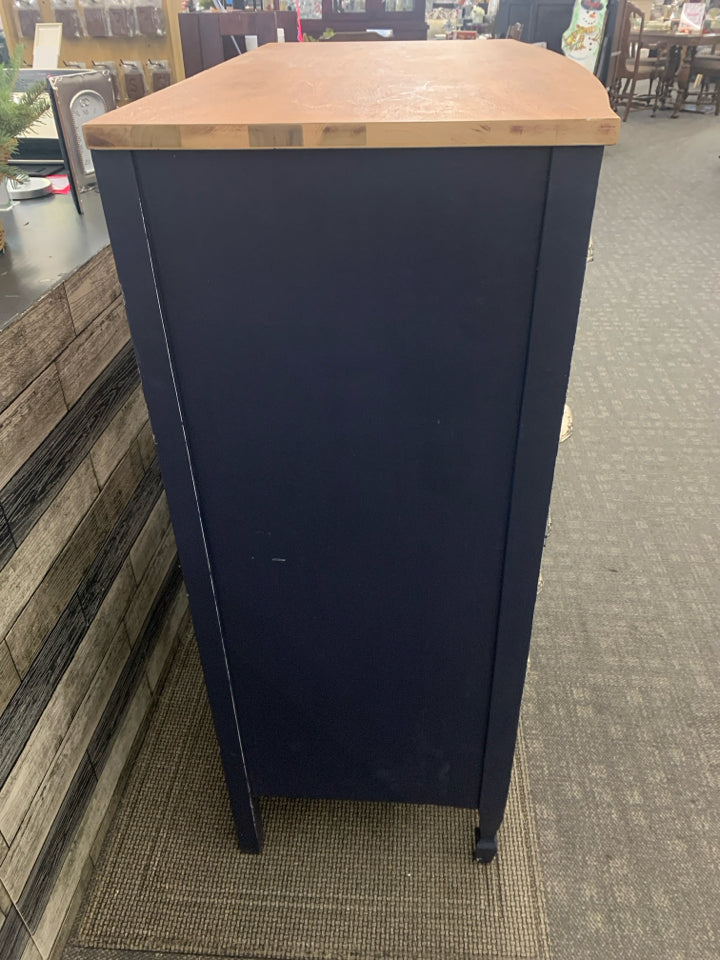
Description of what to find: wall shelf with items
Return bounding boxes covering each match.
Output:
[1,0,186,100]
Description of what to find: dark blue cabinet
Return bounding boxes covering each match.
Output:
[87,41,618,863]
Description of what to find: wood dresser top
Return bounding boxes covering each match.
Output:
[85,40,620,151]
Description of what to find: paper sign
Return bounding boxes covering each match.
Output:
[32,22,63,70]
[678,2,706,32]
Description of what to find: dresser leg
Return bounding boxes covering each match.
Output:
[474,827,498,864]
[233,794,264,854]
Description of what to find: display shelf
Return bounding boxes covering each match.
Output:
[1,0,185,99]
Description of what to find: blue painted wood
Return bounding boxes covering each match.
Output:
[92,143,604,859]
[477,145,604,845]
[93,150,263,853]
[131,146,549,811]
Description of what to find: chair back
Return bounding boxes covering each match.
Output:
[606,0,644,89]
[622,1,644,60]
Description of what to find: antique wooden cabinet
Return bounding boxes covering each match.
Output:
[304,0,428,39]
[86,41,618,862]
[495,0,574,51]
[178,5,426,81]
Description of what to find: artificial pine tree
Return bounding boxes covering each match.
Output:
[0,45,50,250]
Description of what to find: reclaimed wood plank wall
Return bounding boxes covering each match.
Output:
[0,246,192,960]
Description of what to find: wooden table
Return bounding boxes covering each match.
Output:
[86,41,618,864]
[631,30,720,115]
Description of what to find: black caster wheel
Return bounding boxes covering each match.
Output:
[474,828,498,864]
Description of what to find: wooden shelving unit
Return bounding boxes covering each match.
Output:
[1,0,186,99]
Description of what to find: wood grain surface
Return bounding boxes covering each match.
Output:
[0,641,20,718]
[85,41,620,150]
[0,598,88,791]
[0,462,98,642]
[64,247,121,337]
[129,493,170,585]
[56,297,129,409]
[0,288,74,415]
[4,446,144,679]
[0,366,67,492]
[0,241,193,960]
[0,594,127,845]
[76,459,163,626]
[124,523,177,644]
[0,344,140,547]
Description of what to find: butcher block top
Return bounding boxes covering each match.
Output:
[84,40,620,151]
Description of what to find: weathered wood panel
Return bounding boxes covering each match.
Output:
[0,598,87,790]
[129,493,170,585]
[63,247,121,336]
[146,591,190,694]
[0,345,139,547]
[0,367,68,492]
[0,288,74,415]
[0,563,134,845]
[89,564,182,774]
[32,677,151,958]
[56,297,129,409]
[136,420,156,471]
[0,629,130,903]
[0,903,32,960]
[0,244,189,960]
[5,446,144,678]
[0,642,20,718]
[77,460,162,625]
[0,509,14,571]
[13,756,97,929]
[90,387,149,487]
[124,523,177,644]
[0,462,98,642]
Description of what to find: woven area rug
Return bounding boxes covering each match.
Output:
[65,632,549,960]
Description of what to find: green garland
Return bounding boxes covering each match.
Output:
[0,46,50,183]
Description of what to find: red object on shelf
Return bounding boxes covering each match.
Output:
[48,175,71,195]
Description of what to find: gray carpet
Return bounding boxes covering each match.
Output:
[64,110,720,960]
[522,111,720,960]
[67,635,549,960]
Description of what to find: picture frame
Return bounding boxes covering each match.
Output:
[47,69,116,214]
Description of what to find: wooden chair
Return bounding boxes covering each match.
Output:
[607,0,663,120]
[679,54,720,115]
[179,10,298,78]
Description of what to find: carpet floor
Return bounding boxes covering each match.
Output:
[522,109,720,960]
[66,636,549,960]
[64,108,720,960]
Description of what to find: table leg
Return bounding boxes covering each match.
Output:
[652,43,677,115]
[671,47,697,117]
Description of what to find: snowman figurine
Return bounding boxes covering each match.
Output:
[562,0,607,73]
